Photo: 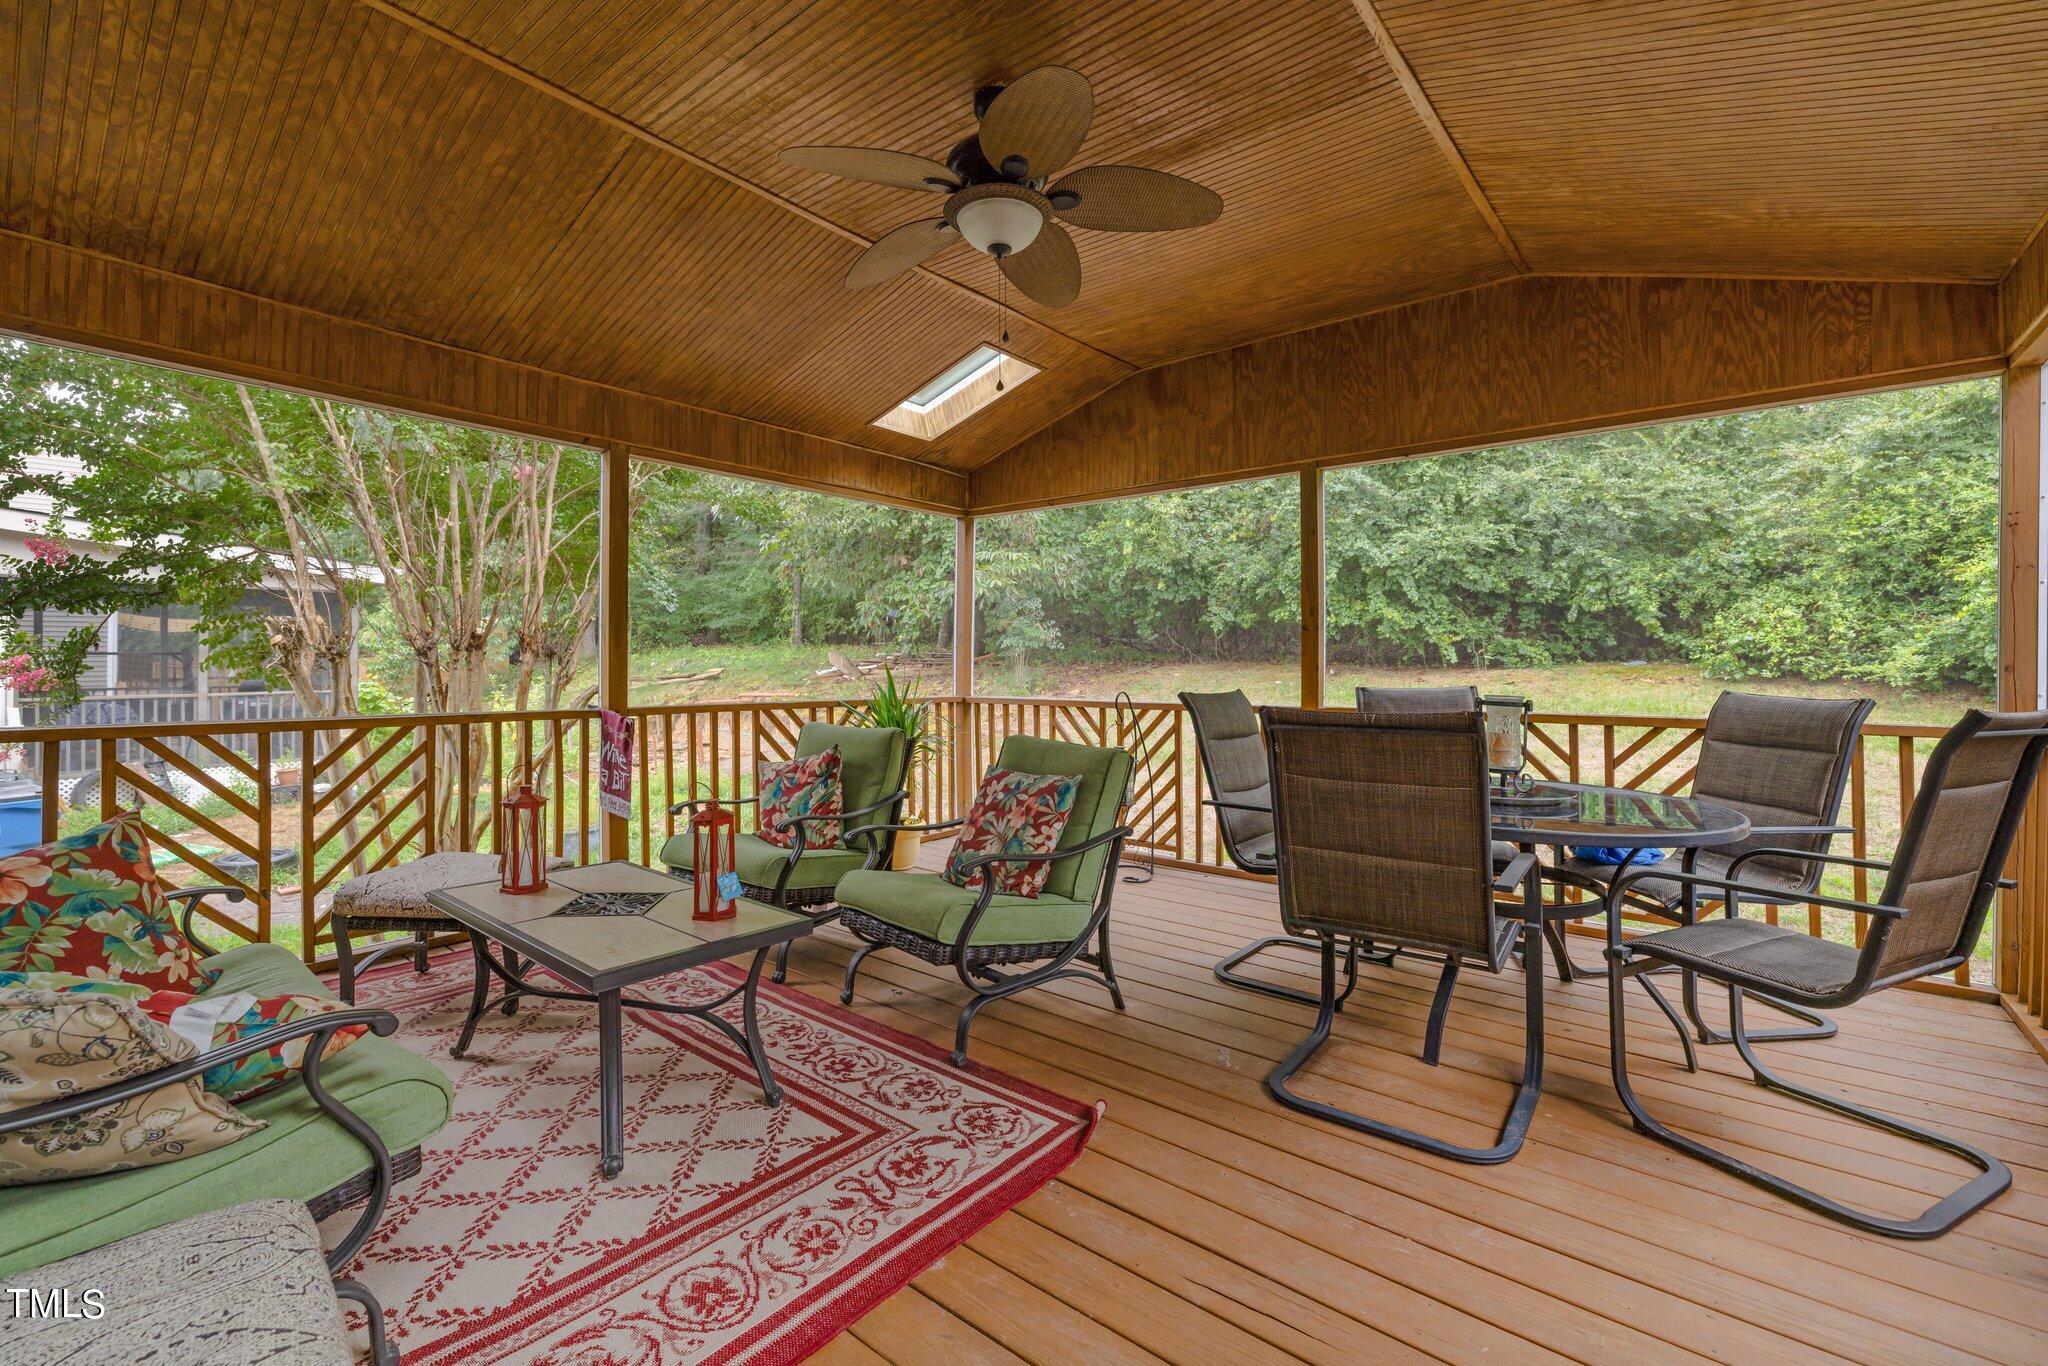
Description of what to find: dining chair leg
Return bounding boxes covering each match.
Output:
[1215,933,1378,1008]
[1421,955,1460,1066]
[1609,963,2007,1238]
[1680,965,1838,1044]
[1268,922,1543,1165]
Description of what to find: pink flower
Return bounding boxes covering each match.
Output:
[23,535,70,566]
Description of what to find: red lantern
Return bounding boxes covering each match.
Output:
[500,784,548,894]
[690,798,738,921]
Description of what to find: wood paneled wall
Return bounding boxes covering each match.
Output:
[2007,221,2048,366]
[969,275,2003,512]
[0,231,966,512]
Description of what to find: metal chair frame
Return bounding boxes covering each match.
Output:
[1604,715,2048,1238]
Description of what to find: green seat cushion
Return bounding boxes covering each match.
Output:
[0,943,454,1276]
[988,735,1132,901]
[659,830,866,893]
[793,722,906,818]
[836,869,1092,948]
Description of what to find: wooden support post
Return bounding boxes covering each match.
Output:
[952,515,976,817]
[1300,466,1326,709]
[599,444,632,862]
[1998,363,2048,1047]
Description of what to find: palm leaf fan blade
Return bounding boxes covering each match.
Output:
[998,221,1081,308]
[845,219,958,288]
[781,146,958,193]
[1050,165,1222,231]
[977,66,1093,180]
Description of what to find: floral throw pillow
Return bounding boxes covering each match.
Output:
[0,812,214,993]
[941,768,1082,899]
[757,747,844,850]
[133,989,368,1104]
[0,987,262,1187]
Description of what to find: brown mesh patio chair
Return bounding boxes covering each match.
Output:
[1353,684,1480,712]
[1607,708,2048,1237]
[1181,689,1395,1008]
[1260,706,1545,1164]
[1555,691,1872,1048]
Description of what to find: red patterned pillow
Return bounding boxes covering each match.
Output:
[758,748,843,850]
[0,812,213,993]
[136,988,367,1104]
[941,768,1082,899]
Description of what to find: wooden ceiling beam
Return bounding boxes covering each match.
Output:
[1348,0,1529,274]
[0,230,967,513]
[2005,208,2048,366]
[351,0,1136,376]
[968,274,2003,513]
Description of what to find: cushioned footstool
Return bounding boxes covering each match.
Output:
[331,851,564,1003]
[2,1199,387,1365]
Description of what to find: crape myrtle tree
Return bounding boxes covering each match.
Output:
[0,337,622,849]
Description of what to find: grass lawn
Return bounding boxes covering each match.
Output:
[614,642,1986,727]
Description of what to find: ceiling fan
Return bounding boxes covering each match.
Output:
[781,66,1222,309]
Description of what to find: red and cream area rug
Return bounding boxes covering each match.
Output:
[326,952,1096,1365]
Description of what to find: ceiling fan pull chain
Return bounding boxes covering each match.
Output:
[997,274,1010,390]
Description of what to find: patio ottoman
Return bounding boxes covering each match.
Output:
[331,850,564,1002]
[0,1199,377,1365]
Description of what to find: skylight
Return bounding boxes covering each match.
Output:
[874,346,1037,440]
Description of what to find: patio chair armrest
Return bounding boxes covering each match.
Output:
[769,787,909,835]
[1609,865,1903,925]
[952,825,1134,961]
[843,816,966,841]
[1726,846,1893,880]
[951,824,1137,879]
[1741,822,1854,838]
[164,885,246,959]
[667,795,758,816]
[1203,797,1271,815]
[1491,850,1540,895]
[0,1008,399,1136]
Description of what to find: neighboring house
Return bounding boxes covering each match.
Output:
[1,452,365,773]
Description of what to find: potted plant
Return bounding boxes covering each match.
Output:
[848,666,943,870]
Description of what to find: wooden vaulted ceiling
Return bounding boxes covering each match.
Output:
[3,0,2046,510]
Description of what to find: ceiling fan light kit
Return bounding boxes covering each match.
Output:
[949,183,1047,257]
[781,64,1222,310]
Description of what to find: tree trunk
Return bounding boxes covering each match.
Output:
[790,568,804,646]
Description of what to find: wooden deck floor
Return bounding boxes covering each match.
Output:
[772,863,2048,1366]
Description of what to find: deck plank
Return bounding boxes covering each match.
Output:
[785,864,2048,1364]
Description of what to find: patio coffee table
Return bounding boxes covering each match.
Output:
[428,859,812,1179]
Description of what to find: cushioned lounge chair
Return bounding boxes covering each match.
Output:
[1554,691,1871,1050]
[1260,707,1545,1163]
[663,720,908,983]
[835,734,1132,1066]
[1606,708,2047,1237]
[0,887,451,1310]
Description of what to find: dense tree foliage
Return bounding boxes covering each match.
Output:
[1,326,2000,699]
[972,380,1998,691]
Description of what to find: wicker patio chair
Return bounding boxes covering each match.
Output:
[1553,691,1872,1049]
[834,734,1133,1066]
[1606,708,2048,1238]
[663,721,908,983]
[1181,689,1396,1008]
[1260,706,1545,1164]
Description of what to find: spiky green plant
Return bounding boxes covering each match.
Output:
[847,666,943,768]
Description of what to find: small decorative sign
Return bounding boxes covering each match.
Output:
[716,871,744,905]
[598,709,635,820]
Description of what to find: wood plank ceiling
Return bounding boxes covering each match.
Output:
[2,0,2045,496]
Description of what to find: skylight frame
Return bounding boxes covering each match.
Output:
[873,345,1038,441]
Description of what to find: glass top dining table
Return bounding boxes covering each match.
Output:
[1489,780,1750,851]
